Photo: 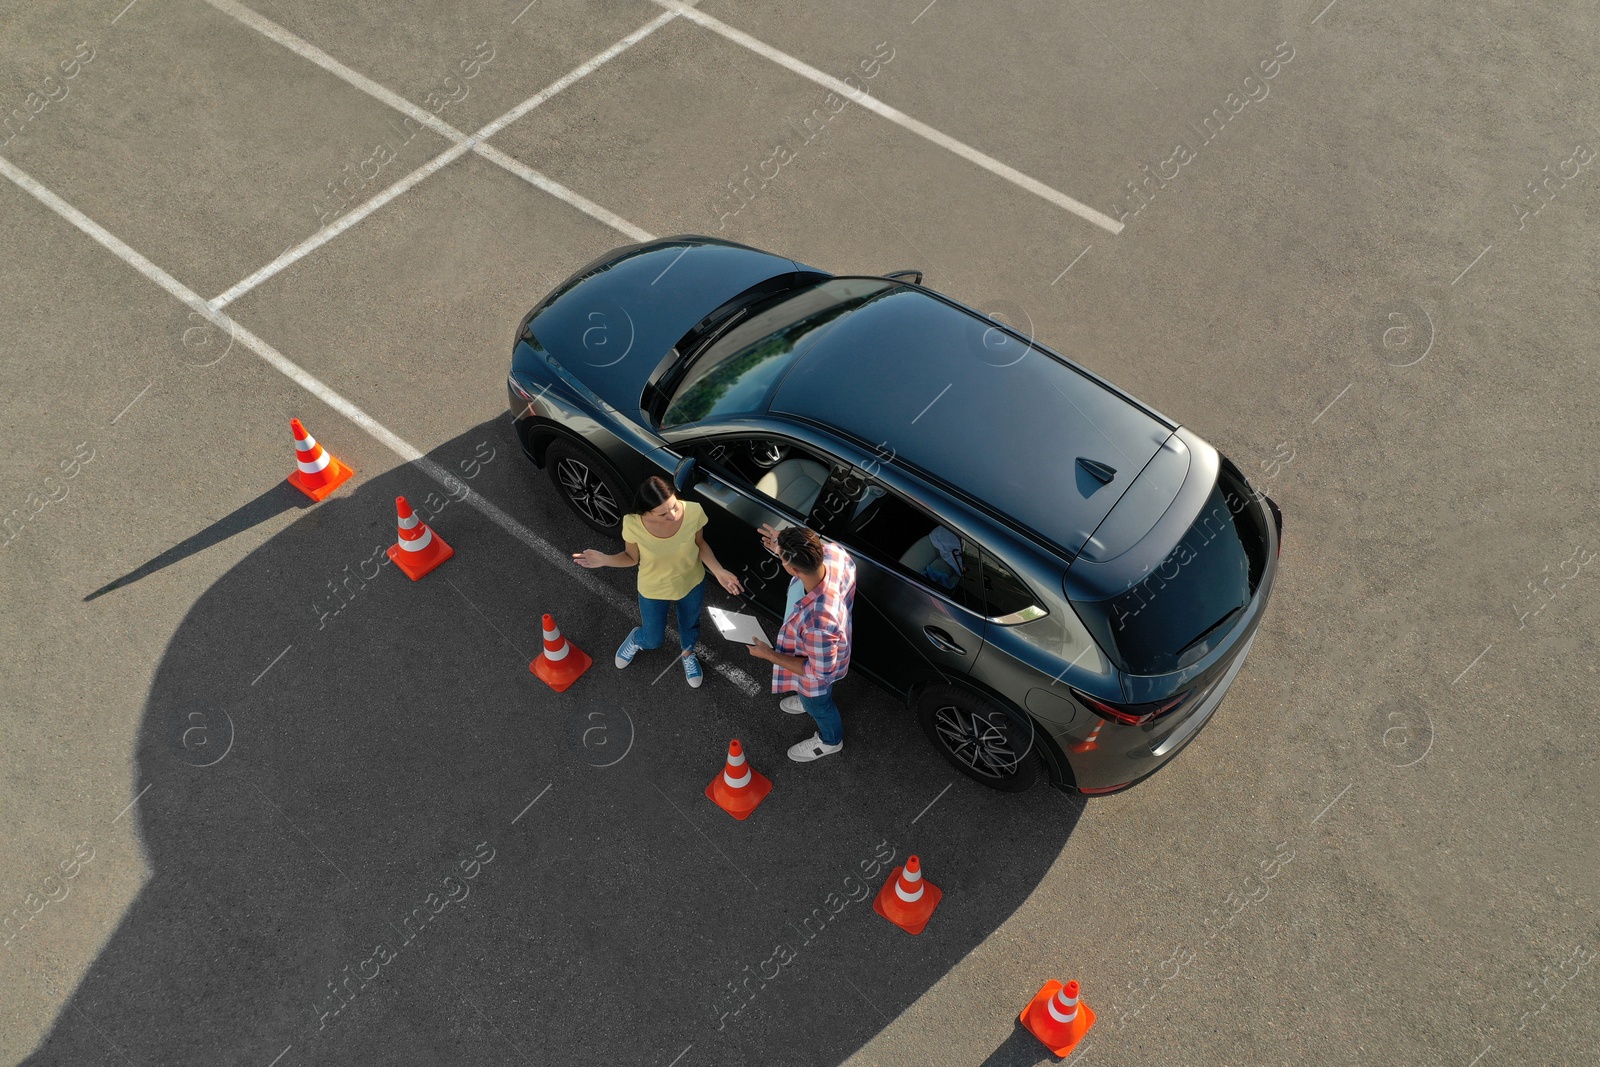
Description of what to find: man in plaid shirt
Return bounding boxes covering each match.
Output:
[746,525,857,762]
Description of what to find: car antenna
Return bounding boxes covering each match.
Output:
[1076,457,1116,484]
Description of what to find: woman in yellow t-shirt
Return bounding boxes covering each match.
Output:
[571,475,742,688]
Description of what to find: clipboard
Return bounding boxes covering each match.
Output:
[707,606,772,648]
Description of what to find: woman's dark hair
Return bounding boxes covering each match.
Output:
[631,475,676,516]
[777,527,825,573]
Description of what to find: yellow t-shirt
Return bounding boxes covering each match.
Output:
[621,501,709,601]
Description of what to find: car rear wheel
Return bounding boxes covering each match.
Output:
[915,685,1042,792]
[545,438,627,535]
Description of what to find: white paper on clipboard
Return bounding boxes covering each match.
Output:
[707,606,772,648]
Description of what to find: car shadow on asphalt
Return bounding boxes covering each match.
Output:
[25,418,1083,1067]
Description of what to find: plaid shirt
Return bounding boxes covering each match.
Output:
[772,541,857,697]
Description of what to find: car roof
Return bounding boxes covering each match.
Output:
[766,284,1176,557]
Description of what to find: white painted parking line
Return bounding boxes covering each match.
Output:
[212,139,477,309]
[474,142,653,242]
[473,10,678,142]
[651,0,1124,235]
[203,0,466,143]
[0,154,761,697]
[0,153,200,309]
[201,1,660,307]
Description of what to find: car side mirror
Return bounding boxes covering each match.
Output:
[673,456,699,493]
[883,269,923,285]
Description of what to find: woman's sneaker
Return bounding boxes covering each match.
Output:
[683,652,704,688]
[615,628,643,669]
[779,695,806,714]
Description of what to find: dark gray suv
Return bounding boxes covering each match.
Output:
[509,236,1281,793]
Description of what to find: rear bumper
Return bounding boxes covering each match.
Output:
[1148,632,1253,759]
[1064,631,1257,795]
[1070,481,1280,794]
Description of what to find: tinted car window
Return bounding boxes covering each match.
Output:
[981,552,1041,621]
[661,278,894,428]
[1072,466,1266,674]
[809,469,985,612]
[687,436,831,514]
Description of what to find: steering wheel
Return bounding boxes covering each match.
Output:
[747,440,788,468]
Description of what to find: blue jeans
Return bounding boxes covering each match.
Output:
[636,577,705,653]
[800,687,843,746]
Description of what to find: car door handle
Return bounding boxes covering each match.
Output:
[923,626,965,655]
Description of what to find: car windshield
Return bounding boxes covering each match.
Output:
[660,278,895,429]
[1072,466,1269,675]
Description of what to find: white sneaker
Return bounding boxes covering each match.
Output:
[788,733,843,763]
[779,695,807,715]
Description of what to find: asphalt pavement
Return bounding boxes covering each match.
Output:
[1,0,1597,1065]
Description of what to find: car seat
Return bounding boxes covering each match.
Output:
[756,458,828,515]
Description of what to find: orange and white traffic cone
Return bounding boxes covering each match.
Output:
[1019,978,1095,1058]
[386,495,454,580]
[704,739,772,820]
[286,418,353,501]
[873,854,943,935]
[1070,721,1105,754]
[530,613,592,692]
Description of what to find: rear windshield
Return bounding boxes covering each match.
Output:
[1073,465,1269,674]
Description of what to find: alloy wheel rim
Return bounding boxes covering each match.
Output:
[933,705,1023,780]
[556,459,619,527]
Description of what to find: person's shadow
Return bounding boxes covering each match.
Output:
[24,418,1082,1067]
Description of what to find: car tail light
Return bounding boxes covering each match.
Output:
[1075,690,1191,727]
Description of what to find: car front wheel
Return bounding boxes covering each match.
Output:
[545,438,627,536]
[915,685,1042,792]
